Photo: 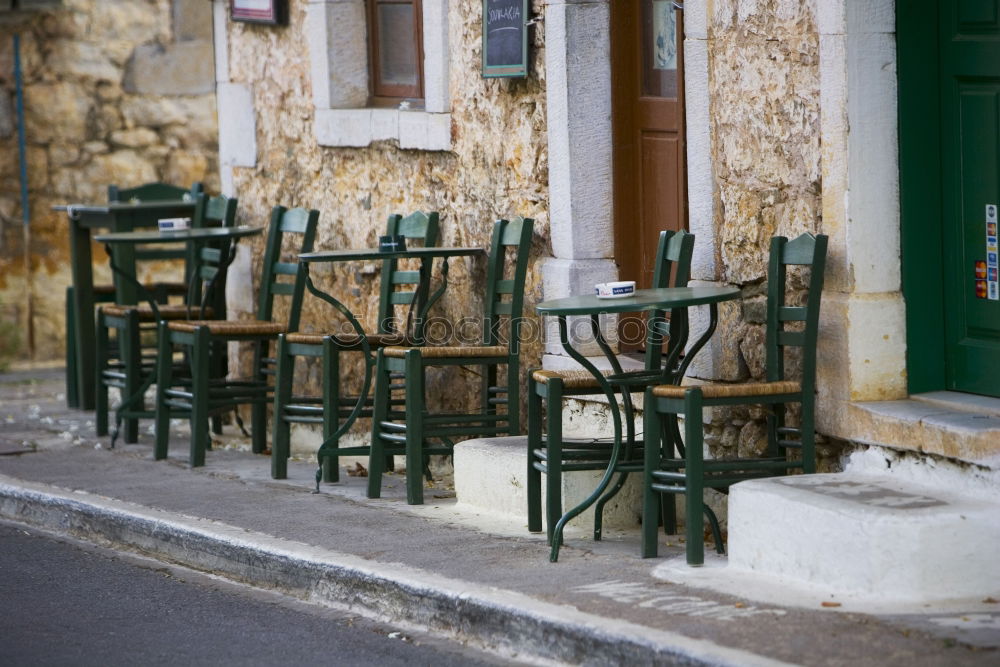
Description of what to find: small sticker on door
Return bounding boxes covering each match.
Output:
[985,206,999,300]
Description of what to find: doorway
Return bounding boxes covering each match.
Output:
[611,0,687,349]
[899,0,1000,398]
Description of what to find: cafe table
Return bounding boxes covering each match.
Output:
[296,246,485,488]
[93,226,264,446]
[54,200,198,410]
[534,285,741,561]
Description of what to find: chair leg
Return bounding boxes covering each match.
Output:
[801,396,816,474]
[66,286,79,409]
[404,350,426,505]
[367,350,390,499]
[684,388,705,566]
[153,323,173,460]
[545,379,563,546]
[662,416,678,535]
[121,310,141,444]
[94,309,109,437]
[250,340,267,454]
[321,338,340,483]
[189,328,211,467]
[507,356,520,435]
[526,374,543,533]
[210,337,226,435]
[271,335,293,479]
[641,389,661,558]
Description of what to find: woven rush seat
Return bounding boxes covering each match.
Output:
[284,331,413,348]
[166,320,287,336]
[651,380,800,399]
[100,304,215,321]
[382,344,508,359]
[93,281,187,295]
[530,368,622,390]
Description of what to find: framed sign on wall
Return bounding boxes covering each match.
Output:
[231,0,288,25]
[482,0,529,78]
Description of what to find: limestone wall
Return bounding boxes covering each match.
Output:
[222,0,550,414]
[0,0,219,362]
[699,0,835,465]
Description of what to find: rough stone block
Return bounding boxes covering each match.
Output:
[124,41,215,96]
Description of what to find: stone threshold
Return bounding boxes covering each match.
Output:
[846,392,1000,470]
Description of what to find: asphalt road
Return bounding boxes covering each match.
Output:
[0,521,512,666]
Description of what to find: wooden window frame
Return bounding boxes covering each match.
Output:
[367,0,425,105]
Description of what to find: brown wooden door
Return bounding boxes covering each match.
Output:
[612,1,687,289]
[612,1,687,351]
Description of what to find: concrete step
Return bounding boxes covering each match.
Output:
[453,436,644,534]
[726,472,1000,604]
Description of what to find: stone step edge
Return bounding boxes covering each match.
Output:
[0,477,784,667]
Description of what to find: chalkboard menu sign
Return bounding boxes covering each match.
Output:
[482,0,529,78]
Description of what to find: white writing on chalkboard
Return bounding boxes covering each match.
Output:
[489,6,520,23]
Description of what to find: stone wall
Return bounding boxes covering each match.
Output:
[699,0,836,465]
[222,0,550,416]
[0,0,219,361]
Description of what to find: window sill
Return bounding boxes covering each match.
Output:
[314,108,452,151]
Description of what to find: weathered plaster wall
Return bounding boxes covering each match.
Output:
[697,0,835,465]
[223,0,550,416]
[0,0,219,361]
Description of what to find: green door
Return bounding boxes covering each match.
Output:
[939,1,1000,396]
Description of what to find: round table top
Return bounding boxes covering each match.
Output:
[536,286,741,316]
[54,200,198,214]
[298,247,486,263]
[94,226,264,244]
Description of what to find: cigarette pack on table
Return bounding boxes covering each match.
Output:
[158,217,190,232]
[595,281,636,299]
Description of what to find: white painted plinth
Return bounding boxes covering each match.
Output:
[453,437,643,533]
[728,473,1000,603]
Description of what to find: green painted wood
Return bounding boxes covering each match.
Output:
[368,217,534,504]
[642,233,828,565]
[938,0,1000,396]
[536,285,739,315]
[156,206,318,466]
[529,229,696,552]
[95,197,245,444]
[272,211,440,482]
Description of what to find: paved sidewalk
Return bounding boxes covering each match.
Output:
[1,369,998,665]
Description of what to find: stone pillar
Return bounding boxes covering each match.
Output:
[542,0,620,366]
[816,0,907,437]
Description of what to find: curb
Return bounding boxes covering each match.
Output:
[0,477,787,666]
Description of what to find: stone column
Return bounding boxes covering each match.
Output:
[542,0,620,368]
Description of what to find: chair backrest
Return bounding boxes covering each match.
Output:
[256,206,320,330]
[106,183,207,285]
[483,217,534,351]
[186,194,239,315]
[645,229,695,370]
[378,211,440,334]
[765,233,829,390]
[108,182,203,203]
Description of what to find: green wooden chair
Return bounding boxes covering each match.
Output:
[65,182,203,408]
[270,211,440,482]
[641,232,828,565]
[153,206,319,467]
[94,193,239,444]
[526,229,695,545]
[367,217,534,504]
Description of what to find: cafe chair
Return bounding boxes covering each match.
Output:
[270,211,440,482]
[368,217,534,504]
[527,229,694,546]
[641,232,828,565]
[65,182,203,408]
[154,205,319,467]
[94,193,239,444]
